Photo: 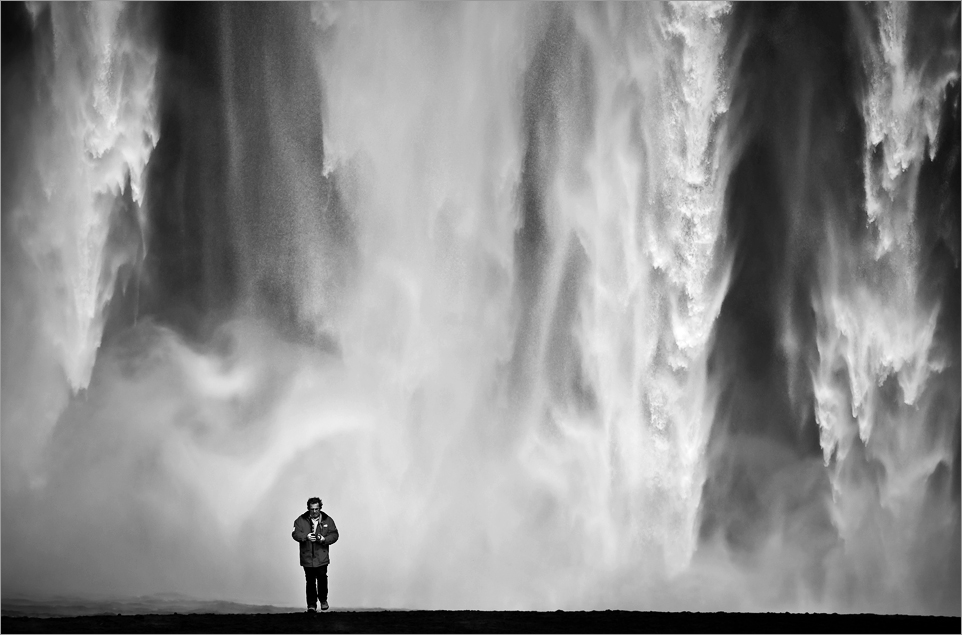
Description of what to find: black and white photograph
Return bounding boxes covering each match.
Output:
[1,2,959,633]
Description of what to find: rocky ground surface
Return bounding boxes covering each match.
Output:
[2,610,957,633]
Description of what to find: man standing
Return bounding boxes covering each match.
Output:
[292,497,339,612]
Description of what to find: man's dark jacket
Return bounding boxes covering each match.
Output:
[292,511,339,567]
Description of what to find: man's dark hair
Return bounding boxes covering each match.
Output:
[307,497,322,509]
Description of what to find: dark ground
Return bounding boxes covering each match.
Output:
[1,611,958,634]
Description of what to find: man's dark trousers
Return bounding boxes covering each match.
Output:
[304,566,328,608]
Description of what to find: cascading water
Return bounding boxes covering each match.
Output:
[2,1,158,482]
[2,1,958,615]
[809,2,962,613]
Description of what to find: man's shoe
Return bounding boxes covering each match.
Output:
[307,607,317,614]
[320,601,329,611]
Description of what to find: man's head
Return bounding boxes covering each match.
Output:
[307,497,322,519]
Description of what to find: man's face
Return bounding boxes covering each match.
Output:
[309,504,321,519]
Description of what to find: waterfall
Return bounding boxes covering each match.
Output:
[1,1,957,615]
[2,1,158,481]
[809,1,961,612]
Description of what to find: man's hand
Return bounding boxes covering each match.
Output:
[308,533,317,542]
[317,534,325,543]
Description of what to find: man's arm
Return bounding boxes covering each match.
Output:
[292,519,309,542]
[322,517,339,546]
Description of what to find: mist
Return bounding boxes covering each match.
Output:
[2,1,959,615]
